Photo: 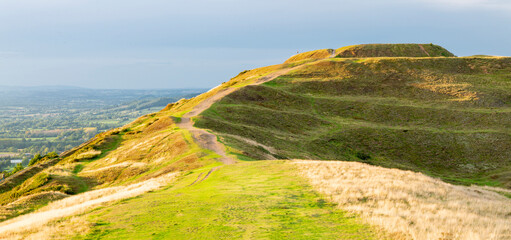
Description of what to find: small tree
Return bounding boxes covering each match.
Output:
[46,152,59,159]
[28,154,42,166]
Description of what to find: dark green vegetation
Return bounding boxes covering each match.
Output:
[0,86,205,170]
[82,161,383,239]
[336,43,455,58]
[196,54,511,188]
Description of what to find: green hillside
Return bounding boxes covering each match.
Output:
[195,55,511,187]
[1,44,510,239]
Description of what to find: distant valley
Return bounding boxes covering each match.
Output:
[0,86,205,171]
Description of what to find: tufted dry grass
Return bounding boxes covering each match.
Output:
[294,160,511,240]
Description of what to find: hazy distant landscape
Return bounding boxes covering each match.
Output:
[0,86,205,171]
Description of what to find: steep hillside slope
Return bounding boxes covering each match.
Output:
[0,110,218,220]
[0,46,315,222]
[196,54,511,187]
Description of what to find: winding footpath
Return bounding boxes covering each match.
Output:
[176,57,332,165]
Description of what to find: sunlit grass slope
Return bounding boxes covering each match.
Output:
[78,161,384,239]
[0,51,296,222]
[195,56,511,187]
[284,49,334,64]
[0,110,217,221]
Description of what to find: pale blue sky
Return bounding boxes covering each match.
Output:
[0,0,510,89]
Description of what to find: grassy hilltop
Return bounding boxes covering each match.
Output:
[196,45,511,187]
[0,43,510,239]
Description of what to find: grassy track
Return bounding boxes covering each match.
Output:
[81,161,383,239]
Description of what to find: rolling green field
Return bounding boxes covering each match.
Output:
[80,161,383,240]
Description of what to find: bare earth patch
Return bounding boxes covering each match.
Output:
[294,160,511,240]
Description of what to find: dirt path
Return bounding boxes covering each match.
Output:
[418,44,431,57]
[187,166,221,186]
[222,133,278,160]
[177,68,301,164]
[177,57,332,164]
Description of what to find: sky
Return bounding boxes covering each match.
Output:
[0,0,510,89]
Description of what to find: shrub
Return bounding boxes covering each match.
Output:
[355,151,371,161]
[45,152,59,159]
[28,154,42,166]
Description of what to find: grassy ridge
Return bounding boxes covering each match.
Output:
[81,161,383,239]
[335,43,454,58]
[196,56,511,187]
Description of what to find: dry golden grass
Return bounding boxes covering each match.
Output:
[408,71,479,101]
[0,191,68,222]
[0,172,178,239]
[284,49,334,63]
[74,150,102,161]
[294,160,511,240]
[77,116,191,188]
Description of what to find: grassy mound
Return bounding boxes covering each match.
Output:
[196,56,511,187]
[335,43,455,58]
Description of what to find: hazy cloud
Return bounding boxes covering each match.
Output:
[416,0,511,11]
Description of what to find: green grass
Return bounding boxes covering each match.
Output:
[80,161,383,240]
[335,43,455,58]
[195,56,511,188]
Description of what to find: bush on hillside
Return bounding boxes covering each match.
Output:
[28,152,58,167]
[45,152,59,159]
[28,154,42,166]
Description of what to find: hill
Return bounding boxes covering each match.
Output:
[0,44,510,239]
[195,55,511,187]
[335,43,455,58]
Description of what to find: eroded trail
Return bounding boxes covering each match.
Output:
[176,66,307,164]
